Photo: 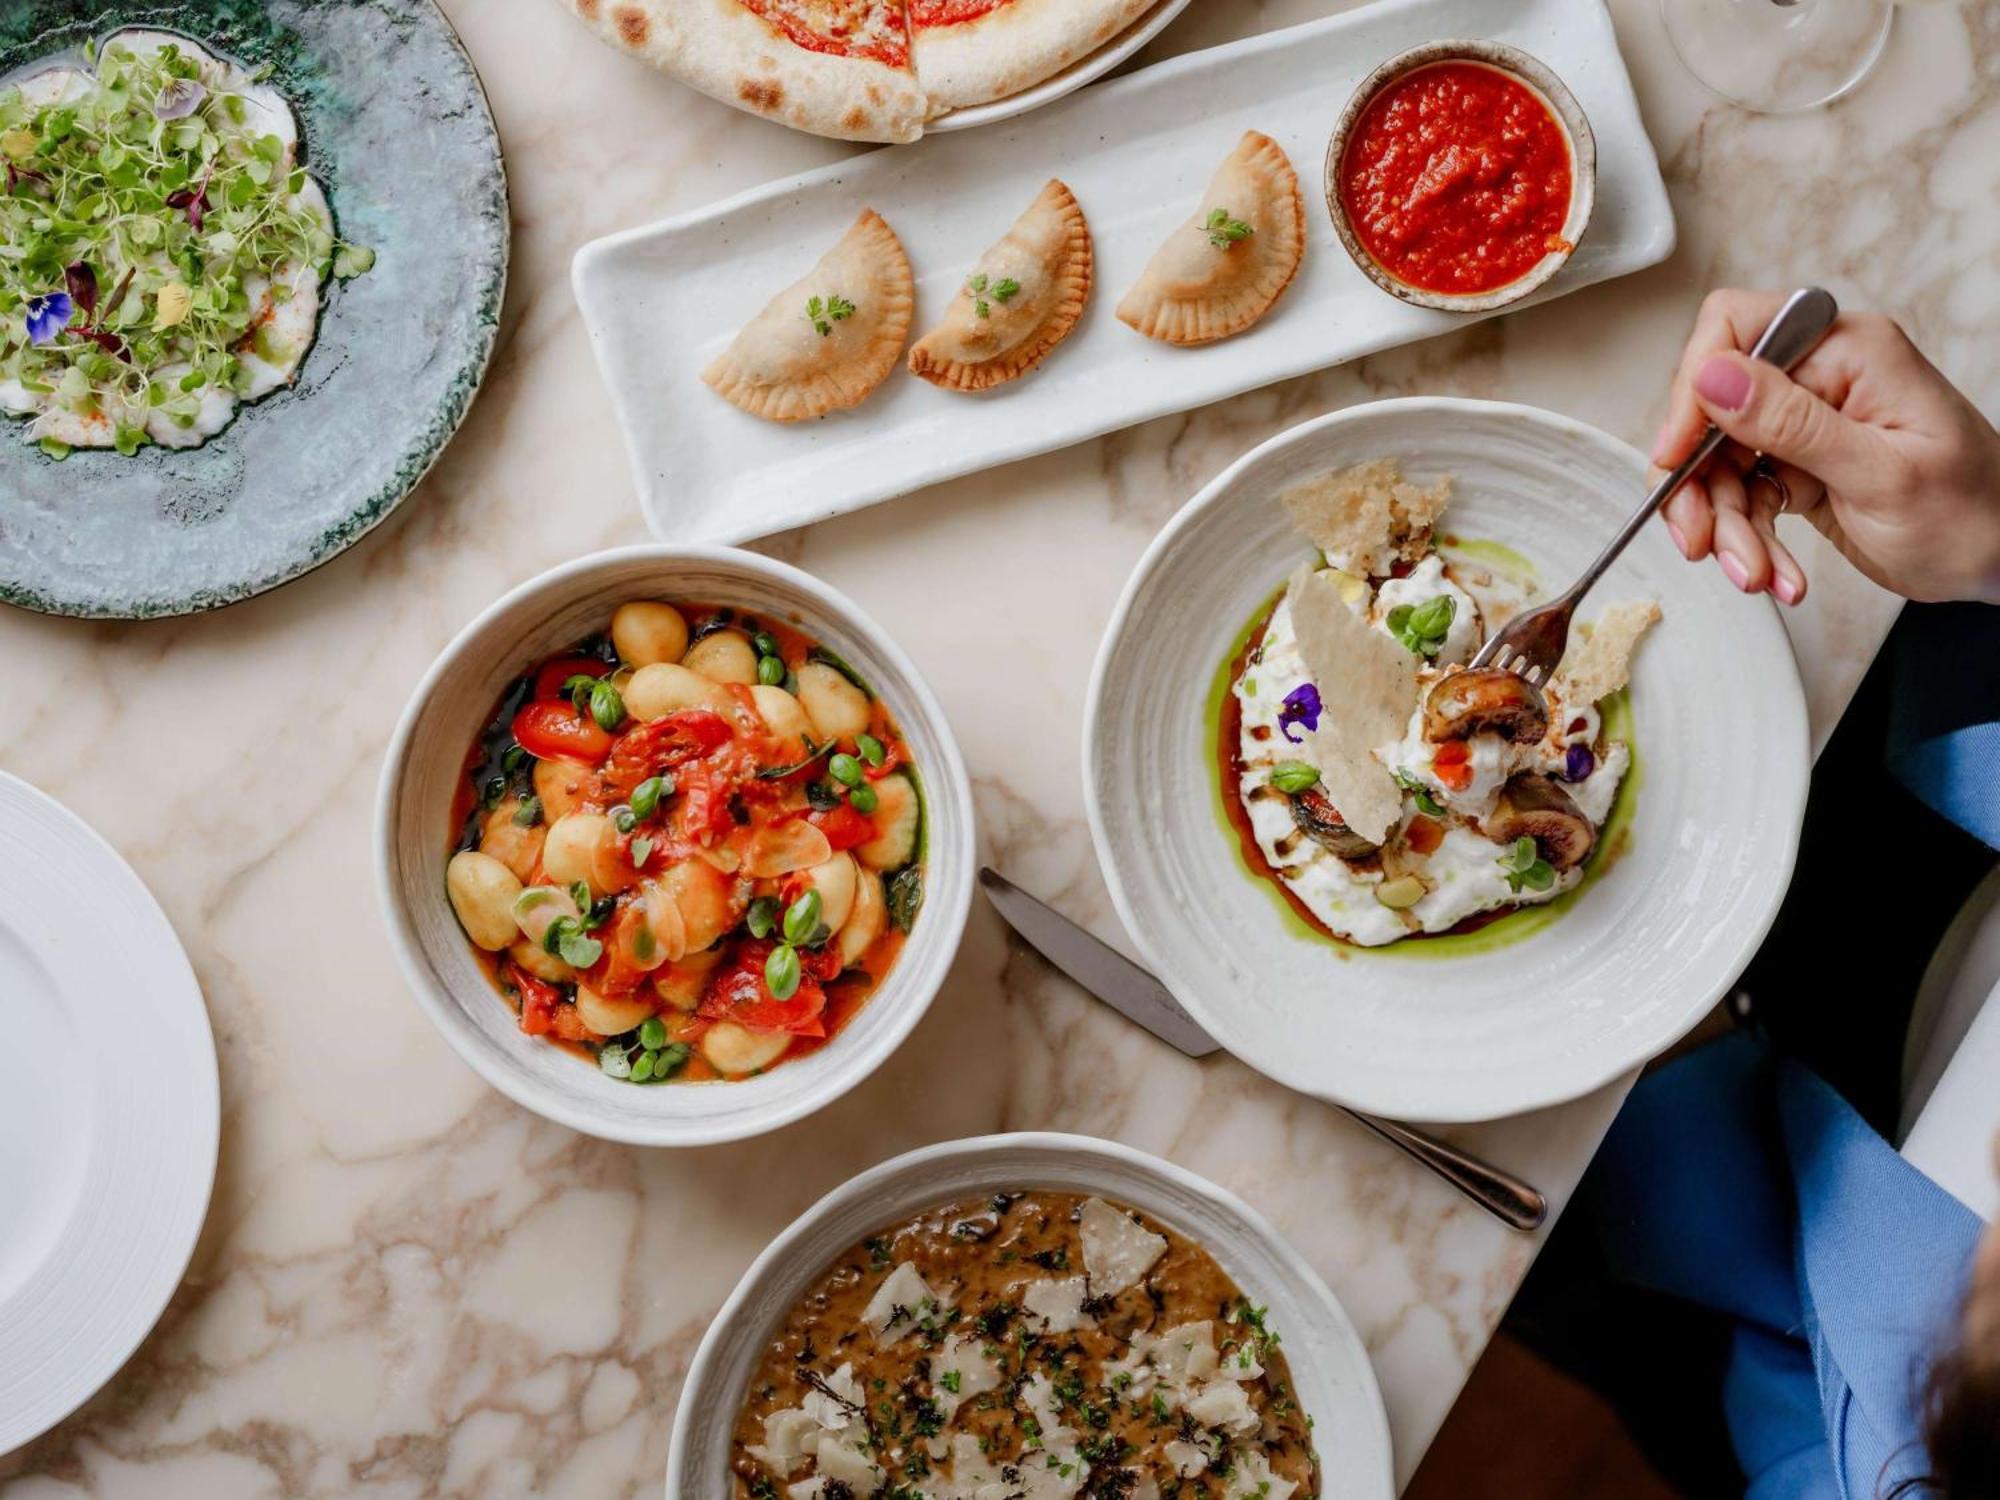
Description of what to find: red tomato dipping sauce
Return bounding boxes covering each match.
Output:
[1339,61,1574,296]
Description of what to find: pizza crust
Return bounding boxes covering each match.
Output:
[911,0,1163,114]
[563,0,927,144]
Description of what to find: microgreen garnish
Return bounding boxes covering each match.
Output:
[1269,761,1320,794]
[806,292,855,336]
[541,914,603,970]
[1394,769,1444,817]
[1276,682,1322,744]
[965,271,1021,319]
[1500,835,1556,893]
[0,38,373,454]
[1386,594,1456,658]
[1205,207,1254,248]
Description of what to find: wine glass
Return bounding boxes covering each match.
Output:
[1660,0,1894,113]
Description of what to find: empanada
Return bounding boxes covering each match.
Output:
[703,209,914,422]
[908,179,1092,392]
[1117,131,1305,346]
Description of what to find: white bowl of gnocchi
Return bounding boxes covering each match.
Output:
[375,546,976,1146]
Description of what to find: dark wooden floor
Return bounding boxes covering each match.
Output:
[1405,1332,1684,1499]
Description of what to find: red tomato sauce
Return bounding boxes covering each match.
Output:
[737,0,910,68]
[1338,61,1574,296]
[908,0,1006,26]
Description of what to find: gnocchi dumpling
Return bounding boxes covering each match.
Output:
[447,850,523,950]
[533,756,594,823]
[543,812,632,897]
[837,867,887,971]
[701,1020,791,1076]
[856,775,920,872]
[683,629,759,686]
[796,661,871,743]
[625,662,732,720]
[574,983,655,1037]
[611,601,689,667]
[802,852,859,934]
[1117,131,1305,346]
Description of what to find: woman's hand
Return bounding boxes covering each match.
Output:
[1653,290,2000,605]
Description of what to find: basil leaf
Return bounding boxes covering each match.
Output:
[1269,761,1320,794]
[782,889,823,947]
[745,896,779,939]
[886,867,923,934]
[765,944,802,1001]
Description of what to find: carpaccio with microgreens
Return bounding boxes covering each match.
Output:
[1220,457,1660,948]
[731,1191,1320,1498]
[445,599,925,1086]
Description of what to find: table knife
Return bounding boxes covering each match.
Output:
[979,867,1548,1232]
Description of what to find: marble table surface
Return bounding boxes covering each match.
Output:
[4,0,1995,1495]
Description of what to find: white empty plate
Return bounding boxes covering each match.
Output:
[1085,399,1810,1123]
[0,773,217,1454]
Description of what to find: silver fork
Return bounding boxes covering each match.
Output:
[1471,286,1841,683]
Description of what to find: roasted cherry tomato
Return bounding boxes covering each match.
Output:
[809,802,875,852]
[1404,814,1444,856]
[699,939,828,1037]
[513,700,614,763]
[532,655,610,704]
[596,709,735,801]
[507,963,564,1037]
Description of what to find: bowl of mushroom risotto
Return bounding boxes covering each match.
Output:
[376,546,975,1146]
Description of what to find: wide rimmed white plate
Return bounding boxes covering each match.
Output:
[925,0,1194,132]
[0,772,218,1454]
[1084,399,1809,1123]
[666,1132,1394,1497]
[573,0,1673,546]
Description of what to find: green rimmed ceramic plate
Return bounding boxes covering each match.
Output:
[0,0,507,618]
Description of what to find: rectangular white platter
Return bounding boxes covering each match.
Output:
[572,0,1675,546]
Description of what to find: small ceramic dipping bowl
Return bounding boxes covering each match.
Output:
[1325,40,1597,313]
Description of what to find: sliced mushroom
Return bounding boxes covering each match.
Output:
[1487,774,1596,871]
[1288,787,1380,860]
[1422,668,1549,745]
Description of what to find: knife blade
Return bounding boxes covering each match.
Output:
[977,865,1548,1231]
[979,866,1220,1057]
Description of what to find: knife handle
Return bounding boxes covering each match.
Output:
[1342,1109,1548,1231]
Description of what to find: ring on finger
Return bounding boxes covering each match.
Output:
[1746,454,1793,513]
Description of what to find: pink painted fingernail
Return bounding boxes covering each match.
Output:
[1695,356,1753,413]
[1718,550,1752,590]
[1772,573,1802,605]
[1666,520,1689,555]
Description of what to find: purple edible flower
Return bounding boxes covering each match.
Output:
[153,76,207,120]
[1563,743,1595,782]
[1278,682,1323,744]
[23,291,72,346]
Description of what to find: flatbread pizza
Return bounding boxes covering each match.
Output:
[560,0,1168,141]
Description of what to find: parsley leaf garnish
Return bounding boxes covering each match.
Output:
[1205,207,1255,248]
[806,292,856,336]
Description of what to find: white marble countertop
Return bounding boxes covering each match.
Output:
[4,0,1994,1494]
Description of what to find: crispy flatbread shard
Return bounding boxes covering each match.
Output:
[1557,601,1662,705]
[1281,458,1452,577]
[912,0,1162,115]
[560,0,925,145]
[703,209,914,423]
[1287,566,1417,846]
[908,179,1092,392]
[1116,131,1305,346]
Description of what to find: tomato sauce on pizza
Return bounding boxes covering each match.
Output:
[735,0,911,67]
[908,0,1010,26]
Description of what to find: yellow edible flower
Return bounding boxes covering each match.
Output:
[153,281,193,331]
[0,128,36,161]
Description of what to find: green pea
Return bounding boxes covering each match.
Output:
[753,631,781,658]
[848,782,879,815]
[765,944,802,1001]
[856,734,886,767]
[638,1015,668,1050]
[757,654,786,686]
[829,753,864,787]
[612,805,637,834]
[631,1051,657,1083]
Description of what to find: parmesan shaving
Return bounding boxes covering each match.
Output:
[1280,458,1451,576]
[1078,1196,1168,1297]
[1556,600,1662,706]
[860,1261,940,1344]
[1023,1275,1096,1333]
[1287,566,1418,844]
